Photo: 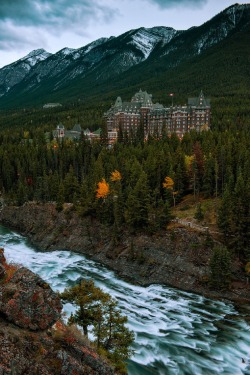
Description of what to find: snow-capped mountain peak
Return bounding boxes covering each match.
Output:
[0,3,249,105]
[21,49,52,66]
[59,48,76,56]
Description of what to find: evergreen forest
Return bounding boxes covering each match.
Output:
[0,94,249,267]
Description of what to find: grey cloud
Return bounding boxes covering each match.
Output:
[0,0,115,28]
[0,23,47,51]
[146,0,207,8]
[0,0,116,51]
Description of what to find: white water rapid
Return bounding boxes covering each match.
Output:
[1,225,250,375]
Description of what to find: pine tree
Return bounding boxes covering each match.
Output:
[194,203,204,222]
[15,179,29,206]
[203,156,215,197]
[125,171,150,229]
[93,298,134,373]
[56,183,65,211]
[63,165,80,203]
[232,172,250,259]
[61,279,109,336]
[149,198,171,231]
[218,186,234,243]
[60,279,134,373]
[209,246,231,290]
[192,141,204,199]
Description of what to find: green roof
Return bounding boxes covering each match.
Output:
[93,128,101,135]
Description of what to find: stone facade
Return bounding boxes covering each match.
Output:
[104,89,210,140]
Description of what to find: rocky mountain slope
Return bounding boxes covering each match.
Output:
[1,202,249,304]
[0,248,114,374]
[0,3,249,108]
[0,49,52,98]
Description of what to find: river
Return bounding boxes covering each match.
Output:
[1,225,250,375]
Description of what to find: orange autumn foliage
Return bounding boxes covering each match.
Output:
[110,170,122,182]
[96,179,110,199]
[162,176,174,190]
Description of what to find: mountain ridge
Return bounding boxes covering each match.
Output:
[0,3,249,108]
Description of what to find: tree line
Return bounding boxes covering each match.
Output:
[0,119,249,260]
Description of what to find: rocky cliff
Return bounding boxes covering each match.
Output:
[0,247,114,374]
[0,202,249,303]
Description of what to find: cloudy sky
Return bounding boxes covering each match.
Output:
[0,0,238,68]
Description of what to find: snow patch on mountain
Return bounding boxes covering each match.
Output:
[57,48,81,60]
[131,32,154,58]
[146,26,177,45]
[129,27,176,59]
[224,3,248,26]
[81,37,114,57]
[21,49,52,67]
[60,48,76,56]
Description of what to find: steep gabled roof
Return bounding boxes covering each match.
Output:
[131,89,153,107]
[188,91,210,107]
[72,123,82,132]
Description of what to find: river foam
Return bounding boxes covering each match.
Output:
[1,225,250,375]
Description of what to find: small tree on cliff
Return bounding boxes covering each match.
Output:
[60,279,134,373]
[60,279,109,336]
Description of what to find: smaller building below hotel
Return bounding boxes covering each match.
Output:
[53,124,101,141]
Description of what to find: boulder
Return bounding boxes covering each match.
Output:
[0,267,62,330]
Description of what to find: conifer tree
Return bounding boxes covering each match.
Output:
[218,186,234,243]
[203,157,215,197]
[56,182,65,211]
[60,279,134,373]
[63,165,80,203]
[125,171,150,229]
[232,172,250,259]
[194,203,204,222]
[209,246,231,289]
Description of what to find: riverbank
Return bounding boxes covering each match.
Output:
[0,202,249,304]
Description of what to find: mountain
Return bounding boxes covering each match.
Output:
[0,49,52,98]
[0,3,249,109]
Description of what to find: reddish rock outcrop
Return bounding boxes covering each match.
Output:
[0,266,62,330]
[0,319,115,375]
[0,249,115,374]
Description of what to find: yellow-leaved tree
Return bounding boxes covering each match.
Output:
[96,179,110,199]
[162,176,174,190]
[185,155,194,172]
[110,170,122,182]
[162,176,177,207]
